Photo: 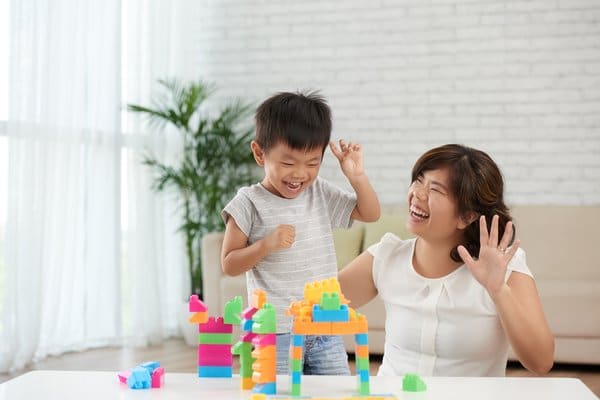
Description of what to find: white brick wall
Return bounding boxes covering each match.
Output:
[184,0,600,205]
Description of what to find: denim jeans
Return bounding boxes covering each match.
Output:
[275,333,350,375]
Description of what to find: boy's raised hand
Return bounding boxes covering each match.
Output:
[329,140,365,180]
[264,224,295,251]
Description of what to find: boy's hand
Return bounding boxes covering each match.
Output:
[329,140,365,180]
[265,224,295,251]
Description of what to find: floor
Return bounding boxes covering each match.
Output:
[1,338,598,396]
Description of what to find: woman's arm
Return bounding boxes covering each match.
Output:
[338,250,378,309]
[458,215,554,374]
[493,272,555,374]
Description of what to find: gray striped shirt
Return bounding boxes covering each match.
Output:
[222,177,356,332]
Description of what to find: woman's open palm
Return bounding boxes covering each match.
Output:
[457,215,521,296]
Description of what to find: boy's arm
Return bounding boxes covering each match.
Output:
[220,217,295,276]
[329,140,381,222]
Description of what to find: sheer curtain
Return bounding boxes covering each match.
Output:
[0,0,189,372]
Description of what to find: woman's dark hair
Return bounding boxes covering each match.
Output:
[255,91,331,154]
[411,144,515,262]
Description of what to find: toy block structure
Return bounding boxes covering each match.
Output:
[250,293,277,395]
[188,295,242,378]
[286,277,371,397]
[117,361,164,389]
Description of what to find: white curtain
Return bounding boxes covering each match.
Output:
[0,0,189,372]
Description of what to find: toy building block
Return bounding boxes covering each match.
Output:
[139,361,160,374]
[252,304,276,334]
[198,332,233,345]
[199,316,233,333]
[151,367,165,388]
[189,295,207,312]
[198,365,233,377]
[402,373,427,392]
[242,306,258,319]
[320,292,341,310]
[128,366,151,389]
[224,296,243,325]
[312,304,349,322]
[252,289,267,309]
[252,333,276,346]
[253,382,276,395]
[198,344,233,366]
[117,370,130,384]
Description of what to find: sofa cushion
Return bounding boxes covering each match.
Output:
[363,206,412,248]
[333,223,364,269]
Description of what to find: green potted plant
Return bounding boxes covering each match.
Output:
[128,78,257,299]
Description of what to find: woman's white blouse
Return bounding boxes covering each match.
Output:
[368,233,533,377]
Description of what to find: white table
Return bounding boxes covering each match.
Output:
[0,371,597,400]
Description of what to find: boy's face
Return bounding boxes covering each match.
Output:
[251,140,323,199]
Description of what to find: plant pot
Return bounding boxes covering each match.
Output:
[179,300,197,347]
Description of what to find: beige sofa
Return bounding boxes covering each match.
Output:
[201,205,600,364]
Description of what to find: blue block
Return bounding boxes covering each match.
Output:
[355,333,368,345]
[241,318,254,331]
[291,371,302,384]
[312,304,349,322]
[138,361,160,375]
[127,367,151,389]
[197,366,233,378]
[292,335,305,346]
[358,369,370,381]
[253,382,276,394]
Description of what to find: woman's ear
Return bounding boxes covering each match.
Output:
[251,141,265,166]
[458,212,479,230]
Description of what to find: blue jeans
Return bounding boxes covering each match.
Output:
[275,333,350,375]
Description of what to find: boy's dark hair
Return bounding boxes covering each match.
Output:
[255,91,332,153]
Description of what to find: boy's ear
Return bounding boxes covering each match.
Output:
[458,212,478,230]
[251,141,265,166]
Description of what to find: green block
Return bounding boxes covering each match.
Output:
[224,296,243,324]
[252,303,276,334]
[232,341,252,355]
[402,373,427,392]
[291,358,302,372]
[198,333,232,344]
[320,292,341,310]
[358,380,370,395]
[290,383,301,396]
[356,356,370,370]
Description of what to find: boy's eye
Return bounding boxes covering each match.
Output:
[282,162,294,166]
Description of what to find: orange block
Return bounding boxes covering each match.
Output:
[252,344,276,361]
[290,346,303,359]
[241,377,254,390]
[252,289,266,309]
[330,319,368,334]
[292,321,332,335]
[355,344,369,358]
[188,311,208,324]
[252,370,276,384]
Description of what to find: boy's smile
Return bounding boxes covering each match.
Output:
[251,140,324,199]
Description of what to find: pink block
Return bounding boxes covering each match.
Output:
[241,332,257,343]
[117,370,131,384]
[241,306,257,319]
[199,316,233,333]
[198,344,233,366]
[151,367,165,388]
[252,333,276,347]
[189,295,207,312]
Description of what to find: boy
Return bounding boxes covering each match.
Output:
[221,91,380,375]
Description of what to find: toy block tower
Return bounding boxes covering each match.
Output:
[286,277,371,397]
[251,302,277,395]
[189,295,242,378]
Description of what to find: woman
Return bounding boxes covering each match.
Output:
[339,144,554,376]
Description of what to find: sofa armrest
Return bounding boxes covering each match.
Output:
[201,232,226,313]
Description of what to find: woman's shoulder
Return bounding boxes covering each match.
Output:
[368,233,415,257]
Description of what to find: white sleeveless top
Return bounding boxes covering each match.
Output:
[368,233,533,377]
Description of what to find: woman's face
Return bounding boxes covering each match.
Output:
[406,167,470,241]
